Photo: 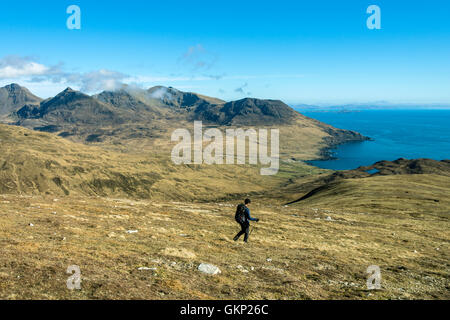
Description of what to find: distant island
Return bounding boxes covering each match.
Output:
[292,102,450,112]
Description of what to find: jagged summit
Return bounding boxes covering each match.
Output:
[4,83,23,91]
[50,87,89,101]
[14,87,130,128]
[0,83,42,115]
[61,87,77,93]
[147,85,225,109]
[193,97,300,125]
[94,88,163,116]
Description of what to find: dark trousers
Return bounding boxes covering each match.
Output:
[234,222,250,242]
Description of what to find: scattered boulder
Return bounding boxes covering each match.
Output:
[198,263,221,275]
[237,265,249,273]
[138,267,157,271]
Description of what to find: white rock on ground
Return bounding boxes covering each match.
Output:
[198,263,221,275]
[138,267,157,271]
[236,265,249,273]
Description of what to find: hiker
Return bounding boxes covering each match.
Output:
[233,199,259,243]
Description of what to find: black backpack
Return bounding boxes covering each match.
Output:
[235,204,247,224]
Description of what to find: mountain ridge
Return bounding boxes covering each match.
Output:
[193,97,300,125]
[14,87,134,129]
[0,83,42,116]
[2,84,323,127]
[1,83,369,158]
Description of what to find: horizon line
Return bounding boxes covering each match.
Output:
[2,82,450,108]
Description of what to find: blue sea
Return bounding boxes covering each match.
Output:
[298,110,450,170]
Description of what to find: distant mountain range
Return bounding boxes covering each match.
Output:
[0,83,368,153]
[1,84,300,127]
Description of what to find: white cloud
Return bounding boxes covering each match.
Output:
[0,56,50,79]
[76,69,128,92]
[0,55,305,98]
[149,86,170,99]
[0,55,130,94]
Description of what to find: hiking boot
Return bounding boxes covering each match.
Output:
[233,235,239,241]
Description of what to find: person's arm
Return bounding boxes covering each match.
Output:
[245,207,258,222]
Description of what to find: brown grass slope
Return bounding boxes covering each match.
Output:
[0,85,448,300]
[0,195,448,300]
[291,174,450,217]
[0,124,294,200]
[278,158,450,218]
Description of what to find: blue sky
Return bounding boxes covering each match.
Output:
[0,0,449,104]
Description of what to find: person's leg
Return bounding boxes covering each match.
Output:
[234,223,246,241]
[243,223,250,242]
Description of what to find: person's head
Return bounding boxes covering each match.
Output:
[244,199,251,206]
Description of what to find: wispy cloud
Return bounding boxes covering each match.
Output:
[178,44,218,72]
[0,56,52,79]
[235,83,251,96]
[0,55,304,98]
[132,75,214,82]
[225,74,305,80]
[75,69,128,92]
[0,55,128,93]
[148,86,171,100]
[133,73,304,83]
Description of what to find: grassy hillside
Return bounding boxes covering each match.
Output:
[279,158,450,218]
[0,195,448,299]
[0,124,289,200]
[290,174,450,217]
[0,115,348,200]
[0,107,448,300]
